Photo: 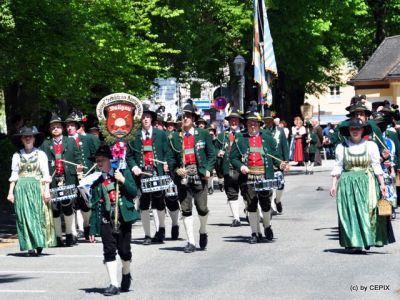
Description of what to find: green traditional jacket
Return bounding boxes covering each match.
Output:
[40,136,83,187]
[71,134,100,170]
[126,127,174,176]
[303,132,318,154]
[89,168,139,235]
[231,132,281,180]
[214,130,242,176]
[168,127,216,177]
[262,126,289,161]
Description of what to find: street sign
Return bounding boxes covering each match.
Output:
[213,96,228,111]
[193,98,211,110]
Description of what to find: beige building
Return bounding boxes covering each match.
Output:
[305,64,356,125]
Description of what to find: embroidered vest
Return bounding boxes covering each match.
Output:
[248,135,264,167]
[143,138,154,166]
[343,143,370,171]
[19,151,41,178]
[54,142,64,176]
[183,134,196,165]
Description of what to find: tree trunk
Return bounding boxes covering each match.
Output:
[367,0,388,46]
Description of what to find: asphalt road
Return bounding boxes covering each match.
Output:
[1,161,399,300]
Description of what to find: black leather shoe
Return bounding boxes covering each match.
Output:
[120,273,132,292]
[56,237,65,247]
[152,227,165,243]
[275,201,282,213]
[143,236,152,245]
[264,226,274,241]
[171,225,179,240]
[84,226,90,240]
[65,234,74,247]
[208,187,214,195]
[73,235,78,245]
[199,233,208,250]
[183,243,196,253]
[104,285,120,296]
[249,233,258,244]
[231,219,241,227]
[36,247,43,256]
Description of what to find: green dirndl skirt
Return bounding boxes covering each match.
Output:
[14,177,57,251]
[336,170,389,248]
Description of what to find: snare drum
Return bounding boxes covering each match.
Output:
[274,171,285,190]
[253,179,280,192]
[141,175,171,193]
[50,184,78,202]
[166,181,178,200]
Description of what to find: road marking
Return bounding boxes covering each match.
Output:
[0,271,91,274]
[0,290,46,293]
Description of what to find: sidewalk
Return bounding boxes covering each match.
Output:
[0,203,17,247]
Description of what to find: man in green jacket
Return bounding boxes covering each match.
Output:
[231,109,288,244]
[126,104,174,245]
[215,107,244,226]
[262,109,289,213]
[40,113,83,247]
[88,145,139,296]
[65,111,100,240]
[168,102,216,253]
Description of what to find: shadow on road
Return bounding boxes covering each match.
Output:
[158,246,185,252]
[79,287,105,295]
[323,248,387,255]
[223,235,250,243]
[0,274,35,284]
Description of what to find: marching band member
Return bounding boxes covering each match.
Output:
[126,104,173,245]
[169,102,216,253]
[262,109,289,213]
[164,114,181,240]
[303,121,318,175]
[88,145,139,296]
[215,108,244,226]
[65,111,100,240]
[40,113,83,247]
[231,109,288,244]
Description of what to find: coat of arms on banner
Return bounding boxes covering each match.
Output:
[96,93,143,144]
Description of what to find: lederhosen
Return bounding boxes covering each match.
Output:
[178,132,208,217]
[223,131,240,201]
[98,175,132,262]
[52,140,75,217]
[139,133,165,211]
[239,135,272,213]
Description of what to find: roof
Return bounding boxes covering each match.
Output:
[350,35,400,82]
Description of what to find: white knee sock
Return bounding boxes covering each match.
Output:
[256,211,262,234]
[140,210,151,237]
[54,217,62,237]
[262,210,272,228]
[310,162,314,172]
[169,209,179,226]
[64,214,74,235]
[76,209,84,231]
[105,261,118,287]
[228,200,240,221]
[275,190,283,204]
[152,208,159,231]
[198,214,208,234]
[182,216,195,245]
[248,212,258,234]
[82,210,91,227]
[157,210,166,228]
[121,260,131,275]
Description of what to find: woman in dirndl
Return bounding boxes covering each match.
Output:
[290,116,306,165]
[7,126,57,256]
[330,119,395,253]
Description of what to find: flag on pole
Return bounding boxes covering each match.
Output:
[253,0,277,105]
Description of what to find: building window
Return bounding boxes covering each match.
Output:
[329,85,341,103]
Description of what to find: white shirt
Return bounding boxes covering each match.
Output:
[291,126,306,136]
[9,148,52,182]
[331,140,383,176]
[141,127,153,140]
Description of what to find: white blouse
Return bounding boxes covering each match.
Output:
[9,148,52,183]
[291,126,306,136]
[331,140,383,176]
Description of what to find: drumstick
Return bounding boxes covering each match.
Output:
[141,172,153,176]
[84,163,97,177]
[150,158,167,165]
[266,153,286,164]
[373,133,389,150]
[60,159,88,169]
